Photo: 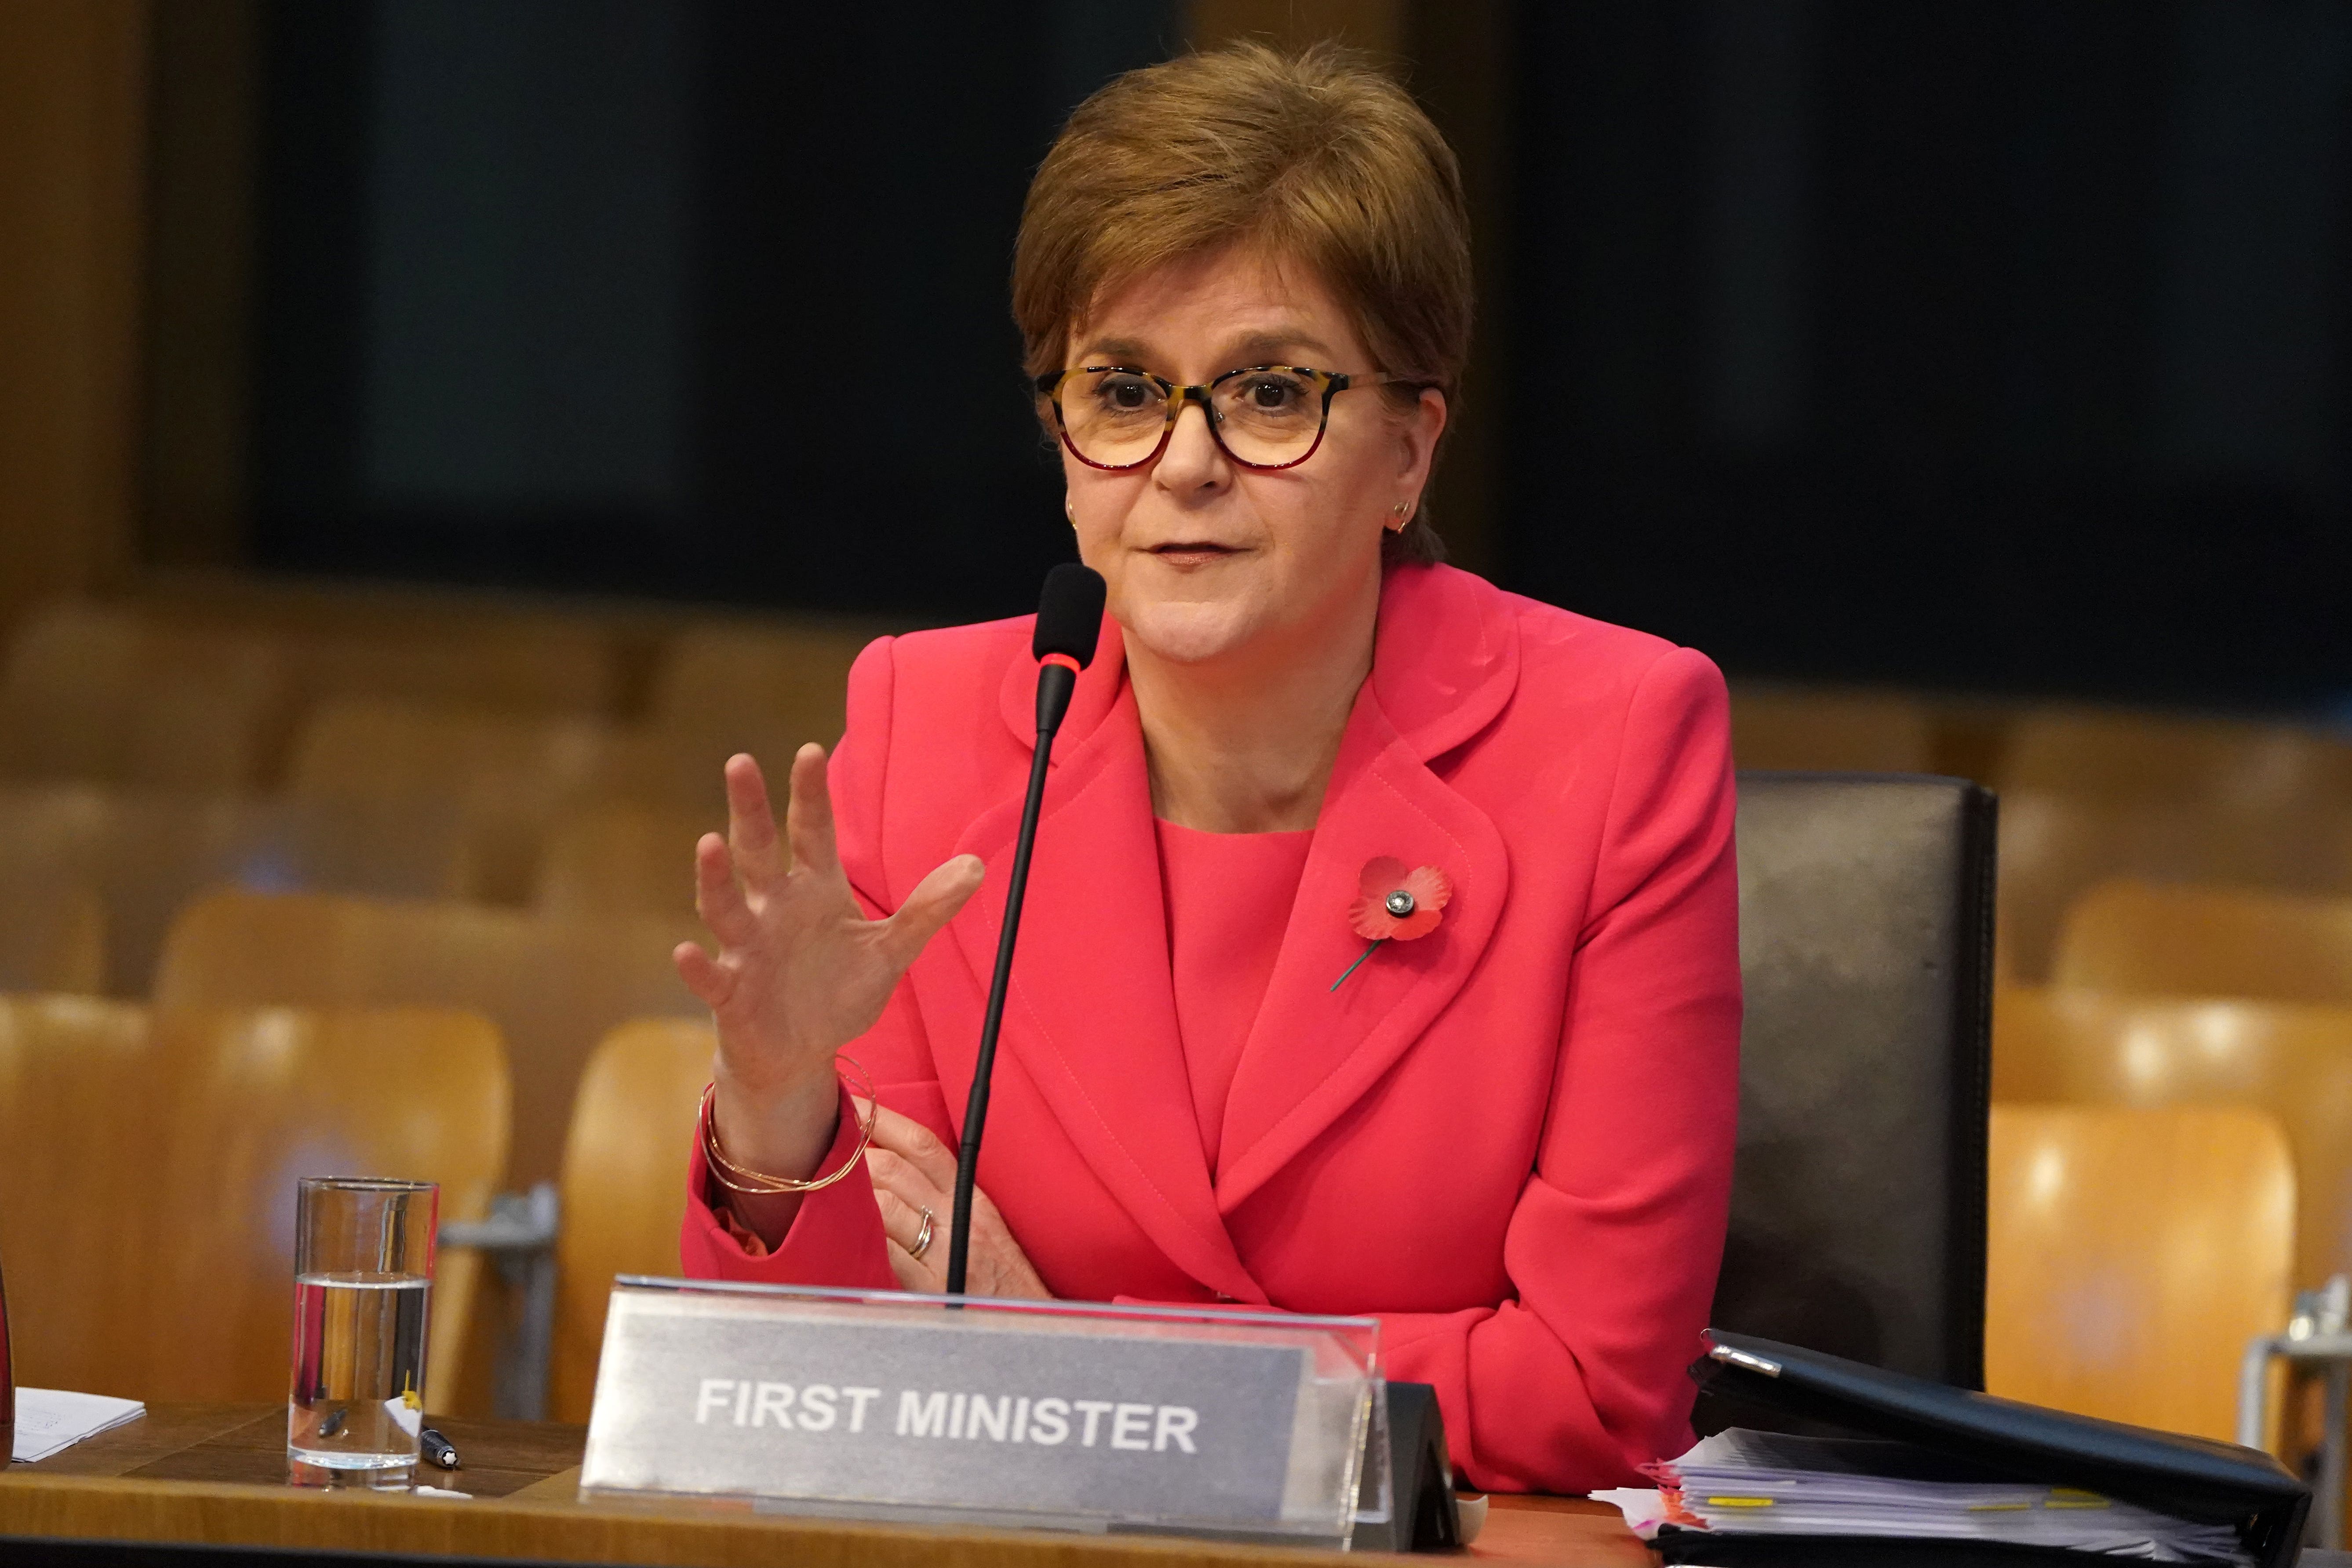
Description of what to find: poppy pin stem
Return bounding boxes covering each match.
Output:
[1330,939,1384,992]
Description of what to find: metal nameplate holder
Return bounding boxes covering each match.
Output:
[580,1277,1386,1548]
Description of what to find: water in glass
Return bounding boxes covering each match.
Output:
[288,1271,430,1469]
[287,1177,436,1480]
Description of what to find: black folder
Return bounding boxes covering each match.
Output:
[1656,1330,2309,1568]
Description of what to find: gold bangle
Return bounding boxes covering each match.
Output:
[702,1056,877,1196]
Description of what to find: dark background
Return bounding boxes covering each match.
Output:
[234,0,2352,707]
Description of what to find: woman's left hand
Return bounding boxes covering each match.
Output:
[861,1101,1051,1299]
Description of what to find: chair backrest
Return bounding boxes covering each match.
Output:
[0,997,507,1411]
[0,785,473,994]
[1728,684,1937,774]
[535,804,721,919]
[1996,707,2352,811]
[1711,773,1997,1407]
[0,994,157,1397]
[1986,1103,2292,1441]
[142,1004,510,1411]
[649,622,878,757]
[0,600,284,791]
[287,698,622,902]
[1997,793,2352,984]
[152,889,703,1187]
[0,879,103,993]
[286,622,620,720]
[2054,880,2352,1009]
[1995,986,2352,1292]
[550,1017,715,1422]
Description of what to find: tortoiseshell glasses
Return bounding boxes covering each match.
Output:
[1034,364,1405,472]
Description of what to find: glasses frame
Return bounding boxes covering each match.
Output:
[1034,364,1404,473]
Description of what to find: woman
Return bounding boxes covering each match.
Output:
[674,42,1739,1495]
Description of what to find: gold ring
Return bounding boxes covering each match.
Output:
[910,1206,935,1260]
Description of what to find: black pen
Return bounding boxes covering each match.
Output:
[419,1427,460,1470]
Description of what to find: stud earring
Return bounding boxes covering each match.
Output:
[1388,499,1411,531]
[1064,496,1076,526]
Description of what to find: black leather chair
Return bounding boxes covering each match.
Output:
[1701,772,1997,1428]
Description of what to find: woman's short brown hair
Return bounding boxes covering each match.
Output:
[1013,41,1472,567]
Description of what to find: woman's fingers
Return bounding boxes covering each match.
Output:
[858,1107,1049,1300]
[873,1182,940,1259]
[884,1238,936,1293]
[862,1124,1048,1299]
[867,1102,961,1192]
[869,1145,949,1291]
[672,939,732,1007]
[782,743,843,882]
[692,832,755,943]
[969,1189,1052,1300]
[879,855,986,969]
[723,754,787,891]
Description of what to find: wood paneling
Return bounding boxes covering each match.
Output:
[141,0,261,569]
[0,0,149,644]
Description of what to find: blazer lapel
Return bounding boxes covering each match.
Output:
[950,644,1263,1303]
[1211,684,1511,1212]
[1212,565,1521,1212]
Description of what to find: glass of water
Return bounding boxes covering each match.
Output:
[288,1177,436,1484]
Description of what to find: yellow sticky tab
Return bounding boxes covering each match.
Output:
[1967,1503,2032,1512]
[1704,1497,1775,1508]
[2044,1490,2110,1510]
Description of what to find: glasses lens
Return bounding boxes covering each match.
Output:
[1211,368,1324,466]
[1059,370,1169,466]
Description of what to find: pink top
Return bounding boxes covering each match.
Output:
[1152,819,1315,1172]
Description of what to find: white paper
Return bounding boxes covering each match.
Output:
[1605,1429,2250,1566]
[11,1387,147,1464]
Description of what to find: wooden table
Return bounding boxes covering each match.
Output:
[1,1404,1652,1567]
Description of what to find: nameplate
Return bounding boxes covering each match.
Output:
[579,1279,1380,1543]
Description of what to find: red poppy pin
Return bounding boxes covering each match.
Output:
[1332,856,1452,990]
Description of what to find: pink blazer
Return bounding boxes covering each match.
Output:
[681,563,1741,1494]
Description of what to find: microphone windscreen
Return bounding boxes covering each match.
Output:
[1032,563,1107,668]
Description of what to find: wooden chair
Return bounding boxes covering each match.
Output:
[0,993,157,1397]
[649,622,879,756]
[1996,987,2352,1292]
[2053,880,2352,1009]
[549,1018,714,1422]
[286,622,620,721]
[1995,706,2352,811]
[1727,683,1937,774]
[534,804,721,920]
[0,997,506,1411]
[1987,1103,2294,1441]
[0,600,284,791]
[0,784,473,994]
[142,1004,509,1412]
[583,722,806,817]
[287,698,619,902]
[0,879,104,993]
[1998,793,2352,983]
[152,889,703,1189]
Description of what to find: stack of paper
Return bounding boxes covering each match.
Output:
[1595,1428,2250,1564]
[11,1387,147,1463]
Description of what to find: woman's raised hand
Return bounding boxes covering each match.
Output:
[675,747,984,1197]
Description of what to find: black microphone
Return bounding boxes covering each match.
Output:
[946,563,1107,1295]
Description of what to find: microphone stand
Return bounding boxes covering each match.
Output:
[945,656,1079,1296]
